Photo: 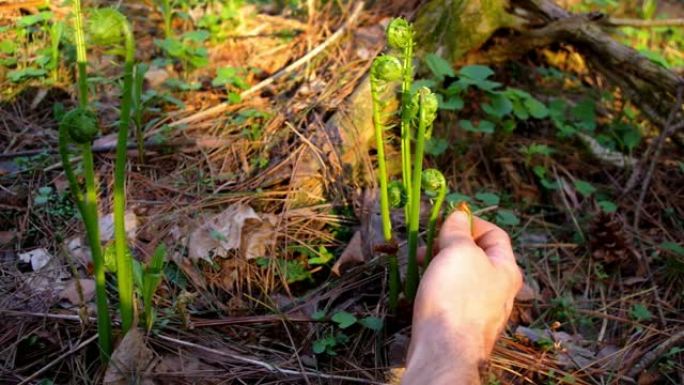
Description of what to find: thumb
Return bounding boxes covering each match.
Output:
[438,210,474,250]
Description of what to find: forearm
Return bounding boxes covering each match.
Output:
[401,317,486,385]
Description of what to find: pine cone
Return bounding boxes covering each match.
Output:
[589,213,631,266]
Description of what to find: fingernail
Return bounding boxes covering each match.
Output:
[455,202,474,234]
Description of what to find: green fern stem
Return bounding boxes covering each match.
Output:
[113,22,136,334]
[82,144,113,359]
[370,77,399,311]
[161,0,173,39]
[58,126,84,214]
[71,0,113,360]
[133,64,147,163]
[400,41,413,220]
[405,92,429,301]
[371,79,392,242]
[73,0,88,108]
[424,182,446,267]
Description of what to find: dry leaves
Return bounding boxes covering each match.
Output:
[515,326,597,370]
[151,354,218,384]
[186,203,277,262]
[332,189,384,275]
[59,279,96,305]
[99,211,139,242]
[104,329,154,385]
[18,248,53,271]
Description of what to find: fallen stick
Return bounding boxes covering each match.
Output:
[627,328,684,378]
[169,1,365,128]
[604,17,684,28]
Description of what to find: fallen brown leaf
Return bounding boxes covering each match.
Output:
[59,279,96,305]
[104,329,154,385]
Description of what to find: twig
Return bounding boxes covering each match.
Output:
[0,138,229,160]
[17,333,98,385]
[633,85,684,229]
[0,309,97,323]
[604,18,684,28]
[169,1,365,128]
[191,313,314,327]
[628,328,684,378]
[156,334,386,384]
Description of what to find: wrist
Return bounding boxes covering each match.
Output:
[402,316,487,385]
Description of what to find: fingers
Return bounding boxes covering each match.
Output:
[433,211,522,289]
[471,217,514,264]
[437,210,474,250]
[416,246,427,266]
[472,216,522,289]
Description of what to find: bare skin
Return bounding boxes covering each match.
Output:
[401,211,523,385]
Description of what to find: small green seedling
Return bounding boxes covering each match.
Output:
[155,30,209,77]
[49,20,64,82]
[133,244,167,332]
[312,310,383,356]
[156,0,175,39]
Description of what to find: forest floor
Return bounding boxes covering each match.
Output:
[0,0,683,384]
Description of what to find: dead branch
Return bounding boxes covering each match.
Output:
[627,328,684,378]
[506,1,684,103]
[632,86,684,228]
[604,18,684,28]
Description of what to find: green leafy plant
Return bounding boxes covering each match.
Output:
[59,0,112,359]
[573,180,596,197]
[312,310,383,355]
[133,244,167,331]
[7,11,53,83]
[49,20,64,82]
[331,311,357,329]
[197,0,244,42]
[155,30,209,76]
[420,58,549,138]
[520,143,554,165]
[496,209,520,227]
[597,200,617,213]
[7,68,47,83]
[88,7,137,335]
[156,0,175,39]
[256,257,312,284]
[312,332,349,356]
[630,303,653,322]
[212,66,249,102]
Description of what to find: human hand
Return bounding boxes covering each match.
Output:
[401,210,523,385]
